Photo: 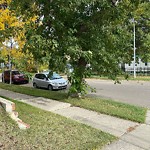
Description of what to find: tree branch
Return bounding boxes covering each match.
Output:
[111,0,120,6]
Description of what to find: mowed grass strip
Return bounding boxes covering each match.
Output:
[0,83,68,100]
[0,99,116,150]
[0,83,147,123]
[64,98,147,123]
[89,75,150,81]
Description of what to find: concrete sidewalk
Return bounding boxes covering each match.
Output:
[0,88,150,150]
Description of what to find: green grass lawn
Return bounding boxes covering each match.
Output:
[0,82,147,123]
[89,75,150,81]
[0,99,116,150]
[64,97,147,123]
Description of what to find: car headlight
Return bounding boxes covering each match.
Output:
[52,82,58,86]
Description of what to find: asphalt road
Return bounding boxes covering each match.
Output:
[86,79,150,109]
[0,72,150,108]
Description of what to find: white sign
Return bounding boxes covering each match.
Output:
[1,63,4,68]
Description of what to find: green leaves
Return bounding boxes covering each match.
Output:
[10,0,150,95]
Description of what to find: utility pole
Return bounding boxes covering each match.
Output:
[9,38,13,84]
[133,19,136,78]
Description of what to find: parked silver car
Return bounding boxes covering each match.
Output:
[32,72,68,90]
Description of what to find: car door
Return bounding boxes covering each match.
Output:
[37,74,48,88]
[4,71,10,82]
[34,74,44,87]
[40,74,49,88]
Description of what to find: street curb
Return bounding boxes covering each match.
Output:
[0,97,30,129]
[146,110,150,125]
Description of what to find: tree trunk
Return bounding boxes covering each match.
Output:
[69,57,87,98]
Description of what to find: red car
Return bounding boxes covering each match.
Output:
[2,70,29,84]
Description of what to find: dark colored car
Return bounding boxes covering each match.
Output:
[2,70,29,84]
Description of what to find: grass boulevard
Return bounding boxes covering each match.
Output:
[0,82,147,150]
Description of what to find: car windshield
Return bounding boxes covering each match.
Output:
[12,71,20,75]
[46,72,62,80]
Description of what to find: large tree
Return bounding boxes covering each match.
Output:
[11,0,150,96]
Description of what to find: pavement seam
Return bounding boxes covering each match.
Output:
[119,138,148,150]
[111,139,146,150]
[119,123,150,150]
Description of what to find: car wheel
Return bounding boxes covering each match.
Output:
[25,80,29,84]
[2,79,6,83]
[33,83,38,88]
[48,85,53,91]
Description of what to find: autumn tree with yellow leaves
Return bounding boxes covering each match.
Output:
[0,0,37,72]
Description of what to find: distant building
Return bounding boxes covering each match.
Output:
[124,58,150,75]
